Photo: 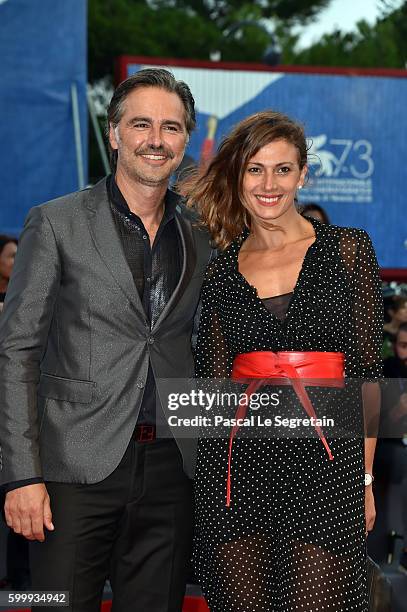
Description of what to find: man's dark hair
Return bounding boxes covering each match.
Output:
[106,68,196,171]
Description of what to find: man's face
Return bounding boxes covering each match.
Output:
[395,329,407,365]
[109,86,188,186]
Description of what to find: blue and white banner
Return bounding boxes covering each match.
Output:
[126,61,407,268]
[0,0,87,234]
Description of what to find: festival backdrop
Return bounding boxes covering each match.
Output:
[0,0,87,234]
[121,58,407,269]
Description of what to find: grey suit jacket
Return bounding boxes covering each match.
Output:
[0,178,211,485]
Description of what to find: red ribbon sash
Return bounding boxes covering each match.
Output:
[226,351,345,507]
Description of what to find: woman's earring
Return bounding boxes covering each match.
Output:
[298,185,303,190]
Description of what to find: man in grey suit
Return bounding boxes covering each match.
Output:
[0,69,211,611]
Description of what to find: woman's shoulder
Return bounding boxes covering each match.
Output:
[315,222,377,275]
[205,246,234,279]
[205,230,246,277]
[314,219,371,249]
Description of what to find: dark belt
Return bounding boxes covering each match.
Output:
[133,424,156,442]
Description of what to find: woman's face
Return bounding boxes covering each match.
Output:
[242,139,306,226]
[0,242,17,281]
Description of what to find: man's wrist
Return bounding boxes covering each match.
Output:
[3,477,44,493]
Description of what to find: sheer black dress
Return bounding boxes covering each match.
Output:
[193,218,383,611]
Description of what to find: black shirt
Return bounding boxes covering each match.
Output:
[108,175,183,426]
[261,292,293,321]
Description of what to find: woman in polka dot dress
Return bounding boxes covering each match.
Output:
[185,111,383,611]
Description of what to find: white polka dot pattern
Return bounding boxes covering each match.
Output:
[193,218,383,611]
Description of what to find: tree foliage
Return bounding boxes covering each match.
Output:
[148,0,331,27]
[286,0,407,68]
[88,0,331,80]
[88,0,407,82]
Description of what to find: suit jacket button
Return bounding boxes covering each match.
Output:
[137,381,144,389]
[148,336,155,344]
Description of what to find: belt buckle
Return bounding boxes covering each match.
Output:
[135,425,156,442]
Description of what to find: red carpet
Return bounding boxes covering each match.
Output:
[182,597,210,612]
[2,595,210,612]
[101,598,209,612]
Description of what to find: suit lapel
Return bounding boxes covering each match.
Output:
[85,180,197,329]
[152,203,196,332]
[85,179,146,318]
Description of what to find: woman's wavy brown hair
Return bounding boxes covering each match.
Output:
[182,110,308,250]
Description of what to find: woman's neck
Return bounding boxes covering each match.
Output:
[246,211,314,251]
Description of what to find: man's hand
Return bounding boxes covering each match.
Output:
[4,483,54,542]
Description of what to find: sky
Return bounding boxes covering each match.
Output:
[295,0,404,48]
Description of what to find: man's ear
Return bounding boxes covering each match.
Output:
[109,124,119,150]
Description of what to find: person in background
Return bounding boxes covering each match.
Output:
[0,234,29,590]
[301,202,330,224]
[383,295,407,357]
[374,322,407,573]
[0,235,17,311]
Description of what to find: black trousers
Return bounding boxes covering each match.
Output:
[30,439,193,612]
[7,530,30,588]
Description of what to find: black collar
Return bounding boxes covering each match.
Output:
[108,174,177,226]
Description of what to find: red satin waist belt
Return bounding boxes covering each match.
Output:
[226,351,345,507]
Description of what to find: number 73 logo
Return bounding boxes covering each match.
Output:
[307,134,374,179]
